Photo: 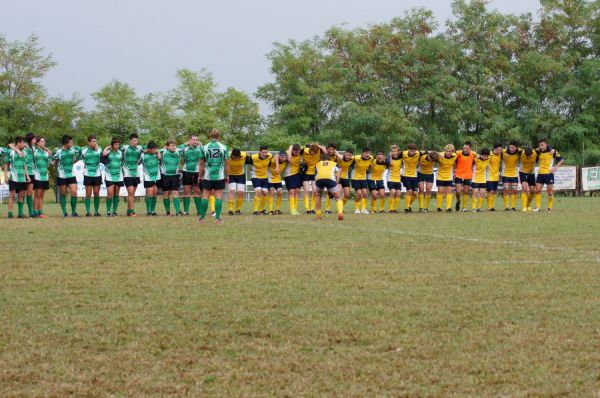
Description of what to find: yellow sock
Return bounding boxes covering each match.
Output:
[311,196,316,211]
[478,197,484,209]
[527,193,533,208]
[325,196,331,211]
[228,199,235,212]
[236,197,244,211]
[445,193,453,209]
[472,196,477,210]
[394,197,401,211]
[209,195,216,212]
[316,209,322,216]
[503,194,509,209]
[289,197,295,212]
[511,193,518,208]
[276,196,282,211]
[361,198,367,211]
[535,192,541,208]
[405,195,412,209]
[425,194,431,209]
[268,196,273,212]
[548,195,554,209]
[462,192,469,209]
[436,194,443,209]
[487,194,494,209]
[521,193,528,209]
[354,200,360,211]
[379,197,385,211]
[253,195,260,212]
[260,195,267,211]
[418,193,424,209]
[371,198,377,212]
[304,195,309,211]
[342,197,347,204]
[336,199,344,214]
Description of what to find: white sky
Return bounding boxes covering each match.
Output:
[2,0,541,110]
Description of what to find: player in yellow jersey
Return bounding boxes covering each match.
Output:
[301,144,325,214]
[250,146,276,215]
[519,147,538,211]
[284,144,303,215]
[335,148,355,206]
[401,143,421,212]
[351,148,373,214]
[501,142,521,211]
[534,139,563,211]
[386,145,402,213]
[435,144,458,212]
[486,143,503,211]
[323,143,340,214]
[268,151,288,215]
[471,148,491,212]
[314,154,345,221]
[418,151,437,212]
[368,151,388,213]
[227,148,250,215]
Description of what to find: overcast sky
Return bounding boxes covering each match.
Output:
[2,0,540,110]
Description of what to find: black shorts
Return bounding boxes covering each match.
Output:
[368,180,385,191]
[84,176,102,186]
[536,173,554,185]
[454,177,471,186]
[105,180,124,187]
[144,180,159,188]
[161,174,180,191]
[182,171,199,186]
[502,176,519,184]
[339,178,350,188]
[418,173,434,183]
[57,176,77,186]
[9,180,27,192]
[352,179,368,190]
[436,180,453,187]
[251,178,269,190]
[284,174,302,190]
[402,176,418,191]
[202,179,225,191]
[316,179,337,190]
[28,175,35,184]
[486,181,499,191]
[302,173,316,182]
[33,180,50,190]
[269,182,283,190]
[519,172,536,186]
[387,181,402,190]
[124,177,140,187]
[229,175,246,185]
[471,182,487,189]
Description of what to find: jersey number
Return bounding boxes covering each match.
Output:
[208,148,221,159]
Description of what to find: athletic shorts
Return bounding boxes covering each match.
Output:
[28,175,35,184]
[387,181,402,190]
[368,180,385,191]
[124,177,140,187]
[454,177,471,186]
[202,179,225,191]
[316,179,339,193]
[269,182,283,191]
[84,176,102,186]
[144,180,159,188]
[502,176,519,184]
[9,180,27,192]
[228,175,246,192]
[161,174,180,191]
[418,173,434,183]
[339,178,350,188]
[352,179,368,190]
[57,176,77,186]
[302,173,316,182]
[402,176,418,191]
[519,172,536,186]
[182,171,199,186]
[486,181,499,191]
[471,182,487,189]
[536,173,554,185]
[251,178,269,190]
[105,180,124,187]
[33,180,49,190]
[284,174,302,190]
[436,179,453,187]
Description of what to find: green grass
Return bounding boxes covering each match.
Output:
[1,197,600,396]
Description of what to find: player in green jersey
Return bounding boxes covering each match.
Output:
[178,134,202,216]
[53,135,81,217]
[121,133,143,216]
[81,135,103,217]
[32,137,52,218]
[159,140,182,216]
[102,138,125,216]
[3,137,30,218]
[8,132,36,216]
[198,129,229,224]
[142,141,161,216]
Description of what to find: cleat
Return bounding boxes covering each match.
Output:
[361,209,370,215]
[316,214,323,220]
[504,208,510,212]
[527,207,532,212]
[235,210,242,215]
[94,213,101,217]
[18,215,27,219]
[211,212,216,218]
[198,218,206,224]
[476,209,481,213]
[446,208,452,213]
[407,208,412,213]
[546,208,552,212]
[511,208,516,212]
[306,210,311,215]
[290,210,299,216]
[472,209,477,213]
[183,212,189,216]
[71,213,79,217]
[215,218,222,224]
[338,213,344,221]
[175,213,180,217]
[404,209,410,213]
[151,212,158,217]
[261,210,268,215]
[111,212,118,217]
[165,212,171,216]
[533,208,540,212]
[269,211,274,215]
[423,209,428,213]
[437,208,442,212]
[106,213,111,217]
[228,211,235,216]
[418,209,424,213]
[147,213,152,216]
[85,213,92,217]
[354,209,361,214]
[522,208,528,212]
[63,214,69,218]
[380,210,386,214]
[275,210,282,215]
[489,208,496,212]
[455,201,460,211]
[325,210,332,215]
[462,208,469,212]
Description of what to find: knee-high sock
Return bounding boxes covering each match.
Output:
[26,195,33,215]
[535,192,541,208]
[173,197,180,214]
[405,194,412,209]
[183,196,190,213]
[394,197,401,211]
[311,196,316,211]
[276,196,282,210]
[59,195,67,215]
[268,195,274,212]
[85,197,91,214]
[17,200,24,217]
[289,197,295,212]
[425,194,431,209]
[354,200,360,210]
[445,193,453,209]
[236,197,244,211]
[436,193,443,209]
[371,197,377,211]
[228,197,235,211]
[70,196,78,214]
[253,195,260,212]
[461,192,469,209]
[548,195,554,209]
[112,196,119,213]
[379,197,385,211]
[527,193,534,208]
[151,196,158,213]
[336,199,344,214]
[163,198,171,213]
[215,198,223,219]
[472,196,477,209]
[478,197,484,209]
[194,197,202,214]
[487,194,494,209]
[361,198,367,211]
[418,193,424,209]
[521,192,528,209]
[94,196,100,213]
[304,195,309,211]
[144,197,150,213]
[106,197,113,214]
[503,194,509,209]
[209,196,215,212]
[260,195,267,211]
[511,193,518,208]
[199,198,209,219]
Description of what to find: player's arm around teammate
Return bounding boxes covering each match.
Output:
[417,151,437,212]
[198,129,229,224]
[102,138,125,216]
[519,147,537,211]
[81,135,104,217]
[284,144,303,215]
[435,144,458,212]
[315,154,344,220]
[32,137,52,218]
[471,148,491,212]
[386,145,402,213]
[534,139,563,212]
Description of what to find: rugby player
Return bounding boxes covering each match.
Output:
[3,137,29,218]
[159,139,182,216]
[314,154,344,220]
[369,151,388,213]
[178,134,202,216]
[81,135,103,217]
[198,129,229,224]
[301,144,323,214]
[284,144,303,215]
[401,143,421,212]
[486,144,503,211]
[32,137,52,218]
[141,141,161,216]
[351,148,373,214]
[534,139,563,211]
[519,147,538,211]
[102,138,124,216]
[249,146,274,215]
[121,133,143,217]
[454,141,476,212]
[268,151,287,215]
[227,148,249,215]
[387,145,402,213]
[436,145,458,212]
[502,142,520,211]
[471,148,491,212]
[53,135,81,217]
[336,148,355,206]
[418,151,437,212]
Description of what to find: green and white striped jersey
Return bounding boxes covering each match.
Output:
[177,144,201,172]
[23,146,35,176]
[81,146,103,177]
[53,146,81,178]
[105,150,124,182]
[121,144,143,177]
[199,140,229,181]
[33,147,51,181]
[8,150,27,183]
[159,148,181,176]
[141,152,160,181]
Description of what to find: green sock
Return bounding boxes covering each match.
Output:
[173,197,181,214]
[8,211,13,218]
[193,197,201,214]
[215,198,223,219]
[106,197,113,214]
[151,196,157,213]
[60,195,67,215]
[26,195,33,215]
[112,196,119,213]
[183,197,190,213]
[199,198,209,219]
[17,201,24,217]
[85,197,91,214]
[94,196,100,213]
[70,196,78,214]
[145,197,150,213]
[163,198,171,213]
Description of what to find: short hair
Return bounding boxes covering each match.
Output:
[480,148,490,156]
[147,141,158,149]
[87,135,97,142]
[190,134,198,139]
[444,144,455,152]
[309,144,320,153]
[62,135,73,145]
[327,142,337,149]
[259,145,268,151]
[231,148,241,158]
[36,135,45,143]
[494,142,503,149]
[210,128,220,140]
[15,136,25,144]
[538,138,548,144]
[524,147,533,156]
[166,139,176,146]
[25,132,35,145]
[129,133,139,140]
[345,148,354,154]
[376,150,385,155]
[111,138,121,146]
[391,144,399,150]
[428,151,439,161]
[278,150,287,157]
[321,153,331,161]
[362,147,371,153]
[508,141,518,147]
[407,143,417,150]
[292,144,301,151]
[463,141,471,147]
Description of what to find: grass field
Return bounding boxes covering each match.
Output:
[1,196,600,396]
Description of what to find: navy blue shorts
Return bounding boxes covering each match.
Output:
[436,180,453,187]
[57,177,77,186]
[269,182,283,190]
[161,174,180,191]
[33,180,49,190]
[302,173,315,182]
[144,180,159,188]
[182,171,199,186]
[368,180,385,191]
[402,176,418,191]
[418,173,434,183]
[202,179,225,191]
[124,177,140,188]
[387,181,402,190]
[486,181,499,191]
[316,179,337,190]
[251,178,269,190]
[352,179,368,190]
[536,173,554,185]
[9,180,27,192]
[339,178,350,188]
[471,182,487,189]
[229,175,246,185]
[105,180,124,187]
[454,177,471,186]
[519,172,535,186]
[83,176,102,186]
[502,176,519,184]
[284,174,302,190]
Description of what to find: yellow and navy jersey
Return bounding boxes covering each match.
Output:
[401,150,421,177]
[502,149,521,177]
[284,153,302,177]
[337,157,354,179]
[436,153,457,181]
[419,153,435,175]
[387,156,402,182]
[229,151,249,176]
[302,147,322,175]
[472,157,491,183]
[351,155,373,180]
[488,153,502,182]
[520,151,538,174]
[370,159,388,181]
[250,153,273,179]
[268,159,287,183]
[535,148,562,174]
[315,160,338,181]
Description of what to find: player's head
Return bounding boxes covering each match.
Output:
[321,153,331,161]
[291,144,301,156]
[361,147,371,159]
[210,128,221,140]
[462,141,471,154]
[25,132,36,147]
[231,148,241,159]
[343,148,353,161]
[508,141,518,153]
[428,150,438,162]
[479,147,490,159]
[36,136,45,148]
[259,145,269,158]
[376,150,385,161]
[493,142,503,155]
[524,147,533,157]
[111,137,121,149]
[444,144,455,156]
[87,135,97,147]
[407,143,417,155]
[189,134,198,146]
[62,135,73,148]
[538,138,548,151]
[391,144,399,157]
[14,136,26,149]
[326,142,337,156]
[278,150,288,162]
[129,133,139,146]
[166,139,176,151]
[147,140,158,153]
[309,144,320,155]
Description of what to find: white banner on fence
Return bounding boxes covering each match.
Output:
[73,161,146,197]
[548,166,577,190]
[582,166,600,191]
